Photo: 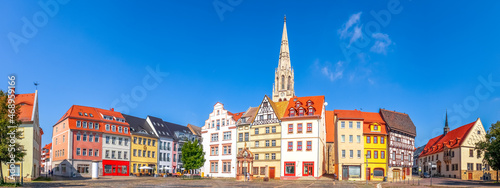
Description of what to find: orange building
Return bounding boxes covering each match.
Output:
[52,105,131,177]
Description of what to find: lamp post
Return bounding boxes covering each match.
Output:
[366,154,369,185]
[428,162,432,186]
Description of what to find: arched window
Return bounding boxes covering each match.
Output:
[281,75,285,89]
[276,77,279,90]
[279,98,282,102]
[287,76,291,90]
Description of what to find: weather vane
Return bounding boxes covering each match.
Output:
[34,82,39,89]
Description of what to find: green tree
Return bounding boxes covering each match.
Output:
[0,90,27,183]
[181,139,205,175]
[475,121,500,183]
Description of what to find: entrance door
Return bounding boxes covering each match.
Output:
[393,171,400,180]
[303,162,314,176]
[366,168,370,180]
[342,166,349,180]
[468,173,473,180]
[270,167,275,179]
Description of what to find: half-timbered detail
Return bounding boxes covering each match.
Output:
[201,102,243,178]
[249,95,288,179]
[380,109,416,181]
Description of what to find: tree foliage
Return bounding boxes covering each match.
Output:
[0,90,27,182]
[475,121,500,182]
[181,139,205,174]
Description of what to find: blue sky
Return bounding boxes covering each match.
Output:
[1,0,500,148]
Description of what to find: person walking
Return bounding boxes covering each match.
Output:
[247,171,250,182]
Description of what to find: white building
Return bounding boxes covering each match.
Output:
[146,116,175,174]
[102,133,131,162]
[280,96,326,180]
[201,102,243,177]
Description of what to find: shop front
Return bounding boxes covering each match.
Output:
[102,160,129,176]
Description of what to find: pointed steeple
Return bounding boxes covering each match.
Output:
[279,15,290,70]
[444,110,450,135]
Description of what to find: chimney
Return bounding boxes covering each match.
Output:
[110,108,114,111]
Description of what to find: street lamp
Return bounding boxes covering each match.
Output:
[366,153,369,185]
[428,162,432,186]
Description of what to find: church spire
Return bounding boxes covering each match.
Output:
[273,15,295,102]
[444,110,450,135]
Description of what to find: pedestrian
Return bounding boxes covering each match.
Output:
[247,172,250,181]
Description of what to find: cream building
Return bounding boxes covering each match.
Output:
[235,106,258,180]
[334,110,366,181]
[419,117,498,180]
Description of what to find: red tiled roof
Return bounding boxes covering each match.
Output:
[282,96,325,118]
[15,93,35,122]
[362,112,387,135]
[228,111,245,121]
[334,109,363,120]
[419,120,477,157]
[43,143,52,150]
[56,105,129,126]
[326,110,335,142]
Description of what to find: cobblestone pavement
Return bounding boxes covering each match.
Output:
[382,177,500,188]
[23,176,380,188]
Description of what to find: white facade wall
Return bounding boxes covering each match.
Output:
[102,133,131,161]
[158,137,174,173]
[201,103,237,177]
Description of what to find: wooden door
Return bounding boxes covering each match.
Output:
[468,173,472,180]
[269,167,275,179]
[342,166,349,180]
[366,168,370,180]
[393,171,400,180]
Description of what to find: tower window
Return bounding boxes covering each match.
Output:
[287,76,291,90]
[281,75,285,89]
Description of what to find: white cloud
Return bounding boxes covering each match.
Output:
[320,61,344,82]
[370,33,392,55]
[339,12,362,46]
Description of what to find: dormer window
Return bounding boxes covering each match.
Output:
[84,113,88,116]
[290,108,295,117]
[307,100,313,106]
[298,108,304,116]
[296,102,301,108]
[89,113,93,117]
[308,107,315,115]
[78,112,83,116]
[374,125,378,130]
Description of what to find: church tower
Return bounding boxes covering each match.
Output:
[444,110,450,135]
[272,16,295,102]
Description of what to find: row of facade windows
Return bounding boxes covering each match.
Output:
[158,152,172,162]
[76,148,99,157]
[105,136,129,146]
[76,121,100,130]
[55,149,65,157]
[133,137,156,146]
[132,149,155,158]
[211,132,231,142]
[238,133,249,142]
[76,133,99,142]
[255,126,277,134]
[340,121,361,129]
[365,150,386,159]
[287,123,312,133]
[254,153,276,160]
[255,140,277,147]
[287,141,312,151]
[210,161,231,173]
[159,141,171,151]
[210,145,232,156]
[104,149,127,160]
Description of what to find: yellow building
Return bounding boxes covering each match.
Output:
[362,112,388,181]
[123,115,158,176]
[1,91,43,181]
[244,95,287,179]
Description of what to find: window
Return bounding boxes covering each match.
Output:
[133,137,137,144]
[89,134,93,142]
[63,135,65,142]
[152,151,155,158]
[308,108,314,115]
[148,139,151,146]
[89,149,93,156]
[255,128,259,135]
[381,151,385,159]
[95,134,99,142]
[112,137,116,145]
[76,133,81,141]
[260,167,265,175]
[112,151,116,159]
[266,127,270,133]
[357,150,361,158]
[133,149,137,156]
[77,121,81,128]
[349,121,353,129]
[476,163,482,171]
[297,141,302,151]
[284,162,295,176]
[272,140,276,146]
[272,153,276,160]
[288,142,293,151]
[374,136,378,144]
[290,109,295,117]
[255,154,259,160]
[125,138,129,146]
[341,135,345,143]
[223,132,231,140]
[95,149,99,156]
[239,133,243,142]
[95,123,99,130]
[118,151,122,159]
[374,151,378,159]
[223,162,231,173]
[106,124,110,131]
[307,123,312,132]
[350,150,353,158]
[210,162,218,172]
[118,126,122,133]
[288,124,293,133]
[298,109,304,116]
[381,137,384,144]
[118,137,123,145]
[446,164,449,171]
[89,122,93,129]
[266,140,270,147]
[83,122,87,128]
[297,123,303,133]
[470,149,474,157]
[211,133,219,142]
[477,150,481,158]
[307,141,312,151]
[367,136,371,143]
[357,135,361,143]
[244,133,249,141]
[357,122,361,129]
[265,153,270,160]
[255,141,259,147]
[223,145,231,155]
[349,135,353,143]
[342,150,345,158]
[373,168,384,177]
[267,114,272,119]
[124,151,128,159]
[467,163,474,170]
[341,121,345,128]
[367,150,371,158]
[76,148,81,155]
[272,126,276,133]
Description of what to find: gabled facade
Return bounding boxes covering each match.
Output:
[380,109,416,181]
[146,116,175,174]
[280,96,326,180]
[2,90,43,180]
[248,95,288,179]
[201,102,242,178]
[235,106,258,180]
[418,118,498,180]
[123,114,157,176]
[334,109,365,181]
[52,105,130,177]
[362,112,387,181]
